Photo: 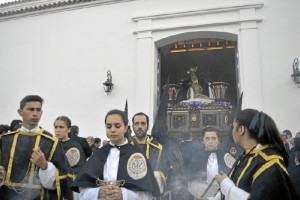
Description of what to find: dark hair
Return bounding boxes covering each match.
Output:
[20,95,44,109]
[105,109,128,125]
[10,119,22,131]
[95,137,101,143]
[202,126,220,136]
[202,126,221,143]
[105,109,129,140]
[234,109,289,166]
[54,116,72,128]
[0,124,10,134]
[69,125,79,137]
[132,112,149,126]
[283,130,292,138]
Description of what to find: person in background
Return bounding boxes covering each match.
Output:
[283,129,294,151]
[288,132,300,197]
[187,127,236,200]
[70,109,160,200]
[212,109,299,200]
[289,151,300,197]
[0,124,10,135]
[92,137,101,151]
[86,136,95,148]
[280,130,291,153]
[9,119,22,132]
[54,116,86,175]
[102,139,110,147]
[132,112,168,198]
[69,125,92,159]
[0,95,73,199]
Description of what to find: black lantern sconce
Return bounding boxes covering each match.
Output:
[291,58,300,88]
[103,70,114,95]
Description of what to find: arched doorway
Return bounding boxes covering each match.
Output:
[156,31,239,141]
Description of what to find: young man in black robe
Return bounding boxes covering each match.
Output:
[0,95,73,200]
[187,127,237,199]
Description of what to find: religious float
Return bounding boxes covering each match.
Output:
[165,67,233,143]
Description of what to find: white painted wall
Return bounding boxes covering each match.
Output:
[0,0,300,139]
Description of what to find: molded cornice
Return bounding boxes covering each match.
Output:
[132,1,264,34]
[0,0,136,22]
[132,2,263,22]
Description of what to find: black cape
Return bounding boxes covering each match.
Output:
[61,139,86,175]
[187,145,234,181]
[0,129,74,200]
[229,145,299,200]
[70,143,160,196]
[69,134,92,158]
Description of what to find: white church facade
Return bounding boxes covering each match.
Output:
[0,0,299,138]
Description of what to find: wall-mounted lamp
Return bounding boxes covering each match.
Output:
[103,70,114,95]
[291,58,300,88]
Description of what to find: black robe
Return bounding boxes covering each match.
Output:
[134,135,168,177]
[186,145,235,181]
[70,143,160,196]
[228,144,299,200]
[0,129,74,200]
[134,135,169,200]
[61,139,86,175]
[69,134,92,159]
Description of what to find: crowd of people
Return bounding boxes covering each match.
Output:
[0,95,299,200]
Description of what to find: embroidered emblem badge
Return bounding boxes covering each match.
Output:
[127,153,147,180]
[65,147,80,167]
[224,152,236,169]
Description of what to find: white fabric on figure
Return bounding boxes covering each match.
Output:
[39,162,56,190]
[207,153,219,183]
[154,171,164,193]
[188,153,220,198]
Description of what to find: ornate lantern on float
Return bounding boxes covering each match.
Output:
[209,82,229,101]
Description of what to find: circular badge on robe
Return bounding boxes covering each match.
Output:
[127,153,147,180]
[65,147,80,167]
[229,147,237,156]
[224,152,236,169]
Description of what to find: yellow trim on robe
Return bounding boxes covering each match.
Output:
[252,157,288,184]
[55,169,61,199]
[234,144,289,187]
[2,129,65,200]
[236,153,257,186]
[6,131,20,184]
[29,134,42,183]
[136,136,164,169]
[135,136,167,182]
[159,170,167,184]
[41,188,44,200]
[163,190,172,200]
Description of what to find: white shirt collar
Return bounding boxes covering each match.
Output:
[20,125,41,133]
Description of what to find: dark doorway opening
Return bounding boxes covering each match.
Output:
[158,38,238,109]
